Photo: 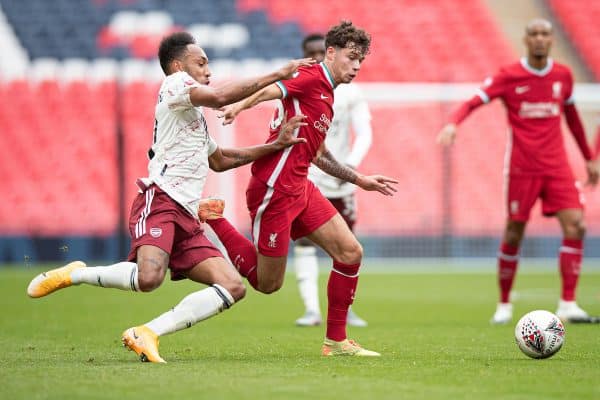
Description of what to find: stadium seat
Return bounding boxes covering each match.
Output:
[549,0,600,79]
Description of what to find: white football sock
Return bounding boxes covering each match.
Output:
[70,261,139,291]
[294,246,320,315]
[145,284,235,336]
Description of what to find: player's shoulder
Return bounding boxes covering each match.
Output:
[551,61,573,78]
[296,64,320,77]
[163,71,197,89]
[498,61,523,77]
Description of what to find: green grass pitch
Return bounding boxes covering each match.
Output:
[1,259,599,400]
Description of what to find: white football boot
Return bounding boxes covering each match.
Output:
[490,302,513,324]
[295,311,322,326]
[347,308,368,327]
[555,300,589,322]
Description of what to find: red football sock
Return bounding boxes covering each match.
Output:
[559,239,583,301]
[326,261,360,342]
[497,242,519,303]
[206,218,259,289]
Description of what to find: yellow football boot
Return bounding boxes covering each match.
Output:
[121,326,166,363]
[27,261,86,298]
[321,338,381,357]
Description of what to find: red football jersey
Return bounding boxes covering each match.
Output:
[478,58,575,176]
[251,62,336,194]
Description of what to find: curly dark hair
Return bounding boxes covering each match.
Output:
[158,32,196,74]
[325,21,371,56]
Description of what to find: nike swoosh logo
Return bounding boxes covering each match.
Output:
[515,86,529,94]
[132,330,139,339]
[320,94,329,99]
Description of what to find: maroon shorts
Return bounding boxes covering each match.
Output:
[127,184,223,280]
[328,194,356,231]
[246,177,338,257]
[506,174,584,222]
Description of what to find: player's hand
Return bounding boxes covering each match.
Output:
[355,174,399,196]
[278,58,317,80]
[273,113,307,149]
[586,160,600,187]
[216,104,240,125]
[436,123,457,146]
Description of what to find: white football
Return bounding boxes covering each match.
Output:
[514,310,565,359]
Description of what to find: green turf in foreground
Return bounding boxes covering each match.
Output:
[1,262,599,400]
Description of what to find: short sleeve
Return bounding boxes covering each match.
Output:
[207,135,218,156]
[276,67,316,99]
[478,69,507,103]
[164,72,201,112]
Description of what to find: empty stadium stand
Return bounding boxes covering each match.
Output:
[548,0,600,80]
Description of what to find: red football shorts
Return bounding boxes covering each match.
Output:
[506,174,584,222]
[246,177,338,257]
[127,184,223,280]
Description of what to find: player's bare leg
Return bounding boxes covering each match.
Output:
[122,256,245,363]
[491,220,526,324]
[255,254,288,293]
[555,209,594,322]
[26,246,169,297]
[307,214,379,356]
[26,245,169,298]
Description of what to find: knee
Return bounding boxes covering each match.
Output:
[504,224,524,247]
[136,262,165,292]
[337,241,363,265]
[221,279,246,302]
[504,233,521,248]
[257,280,283,294]
[565,219,586,240]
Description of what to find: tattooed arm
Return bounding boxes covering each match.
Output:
[209,115,307,172]
[313,149,360,184]
[313,144,399,196]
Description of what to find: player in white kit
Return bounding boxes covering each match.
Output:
[293,34,373,327]
[26,32,313,363]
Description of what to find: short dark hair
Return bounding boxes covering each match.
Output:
[325,21,371,56]
[302,33,325,50]
[158,32,196,74]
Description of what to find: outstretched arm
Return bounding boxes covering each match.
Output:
[209,115,307,172]
[189,58,313,109]
[313,145,398,196]
[436,95,485,146]
[217,84,283,125]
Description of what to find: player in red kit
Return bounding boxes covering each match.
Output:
[437,19,600,324]
[201,21,398,356]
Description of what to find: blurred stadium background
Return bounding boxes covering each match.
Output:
[1,0,599,265]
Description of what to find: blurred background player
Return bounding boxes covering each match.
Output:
[206,21,398,356]
[26,32,311,363]
[437,19,600,324]
[293,33,373,327]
